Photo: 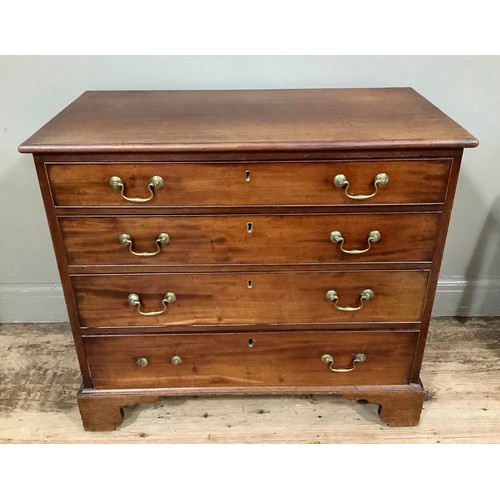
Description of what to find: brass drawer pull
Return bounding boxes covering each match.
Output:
[330,230,381,254]
[333,172,389,200]
[321,353,366,372]
[109,175,165,203]
[119,232,170,257]
[127,292,176,316]
[326,288,374,311]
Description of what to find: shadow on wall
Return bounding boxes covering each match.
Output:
[458,195,500,316]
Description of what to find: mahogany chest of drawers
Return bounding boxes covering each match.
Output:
[19,88,478,431]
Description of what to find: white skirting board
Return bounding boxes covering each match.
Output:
[430,278,500,317]
[0,279,499,323]
[0,284,69,323]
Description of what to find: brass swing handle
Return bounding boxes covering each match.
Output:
[321,353,367,372]
[325,288,374,311]
[333,172,389,200]
[109,175,165,203]
[119,232,170,257]
[128,292,176,316]
[330,230,381,254]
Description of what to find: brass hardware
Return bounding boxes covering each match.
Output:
[325,288,374,311]
[321,353,367,372]
[109,175,165,203]
[333,172,389,200]
[127,292,176,316]
[247,222,253,233]
[245,170,251,182]
[330,230,381,254]
[171,355,182,366]
[137,357,149,367]
[119,232,170,257]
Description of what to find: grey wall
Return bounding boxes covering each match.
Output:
[1,56,499,321]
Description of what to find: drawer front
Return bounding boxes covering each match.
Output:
[60,213,441,266]
[72,270,429,328]
[47,159,451,207]
[83,331,419,389]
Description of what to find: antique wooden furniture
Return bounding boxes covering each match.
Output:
[19,88,478,431]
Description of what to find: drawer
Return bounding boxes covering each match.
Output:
[46,159,452,207]
[83,330,419,389]
[72,270,429,328]
[60,213,440,266]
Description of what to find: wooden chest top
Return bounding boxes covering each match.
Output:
[18,88,478,154]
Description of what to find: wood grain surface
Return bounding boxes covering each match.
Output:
[71,270,429,328]
[83,330,418,389]
[59,213,441,266]
[46,159,452,207]
[18,89,479,153]
[1,318,498,442]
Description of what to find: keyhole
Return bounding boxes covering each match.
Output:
[247,280,252,289]
[245,170,251,182]
[247,222,253,234]
[248,339,254,348]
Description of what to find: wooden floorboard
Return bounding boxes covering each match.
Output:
[0,318,499,443]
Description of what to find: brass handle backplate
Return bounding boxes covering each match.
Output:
[109,175,165,203]
[321,353,366,372]
[330,230,381,254]
[119,232,170,257]
[137,356,181,367]
[137,357,149,367]
[333,172,389,200]
[171,355,182,366]
[325,288,374,311]
[128,292,176,316]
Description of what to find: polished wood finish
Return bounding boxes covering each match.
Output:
[46,159,452,207]
[76,384,424,430]
[344,385,425,426]
[18,89,478,153]
[77,388,160,432]
[83,331,419,390]
[20,88,478,430]
[59,213,441,266]
[410,150,464,382]
[72,270,429,328]
[33,156,93,386]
